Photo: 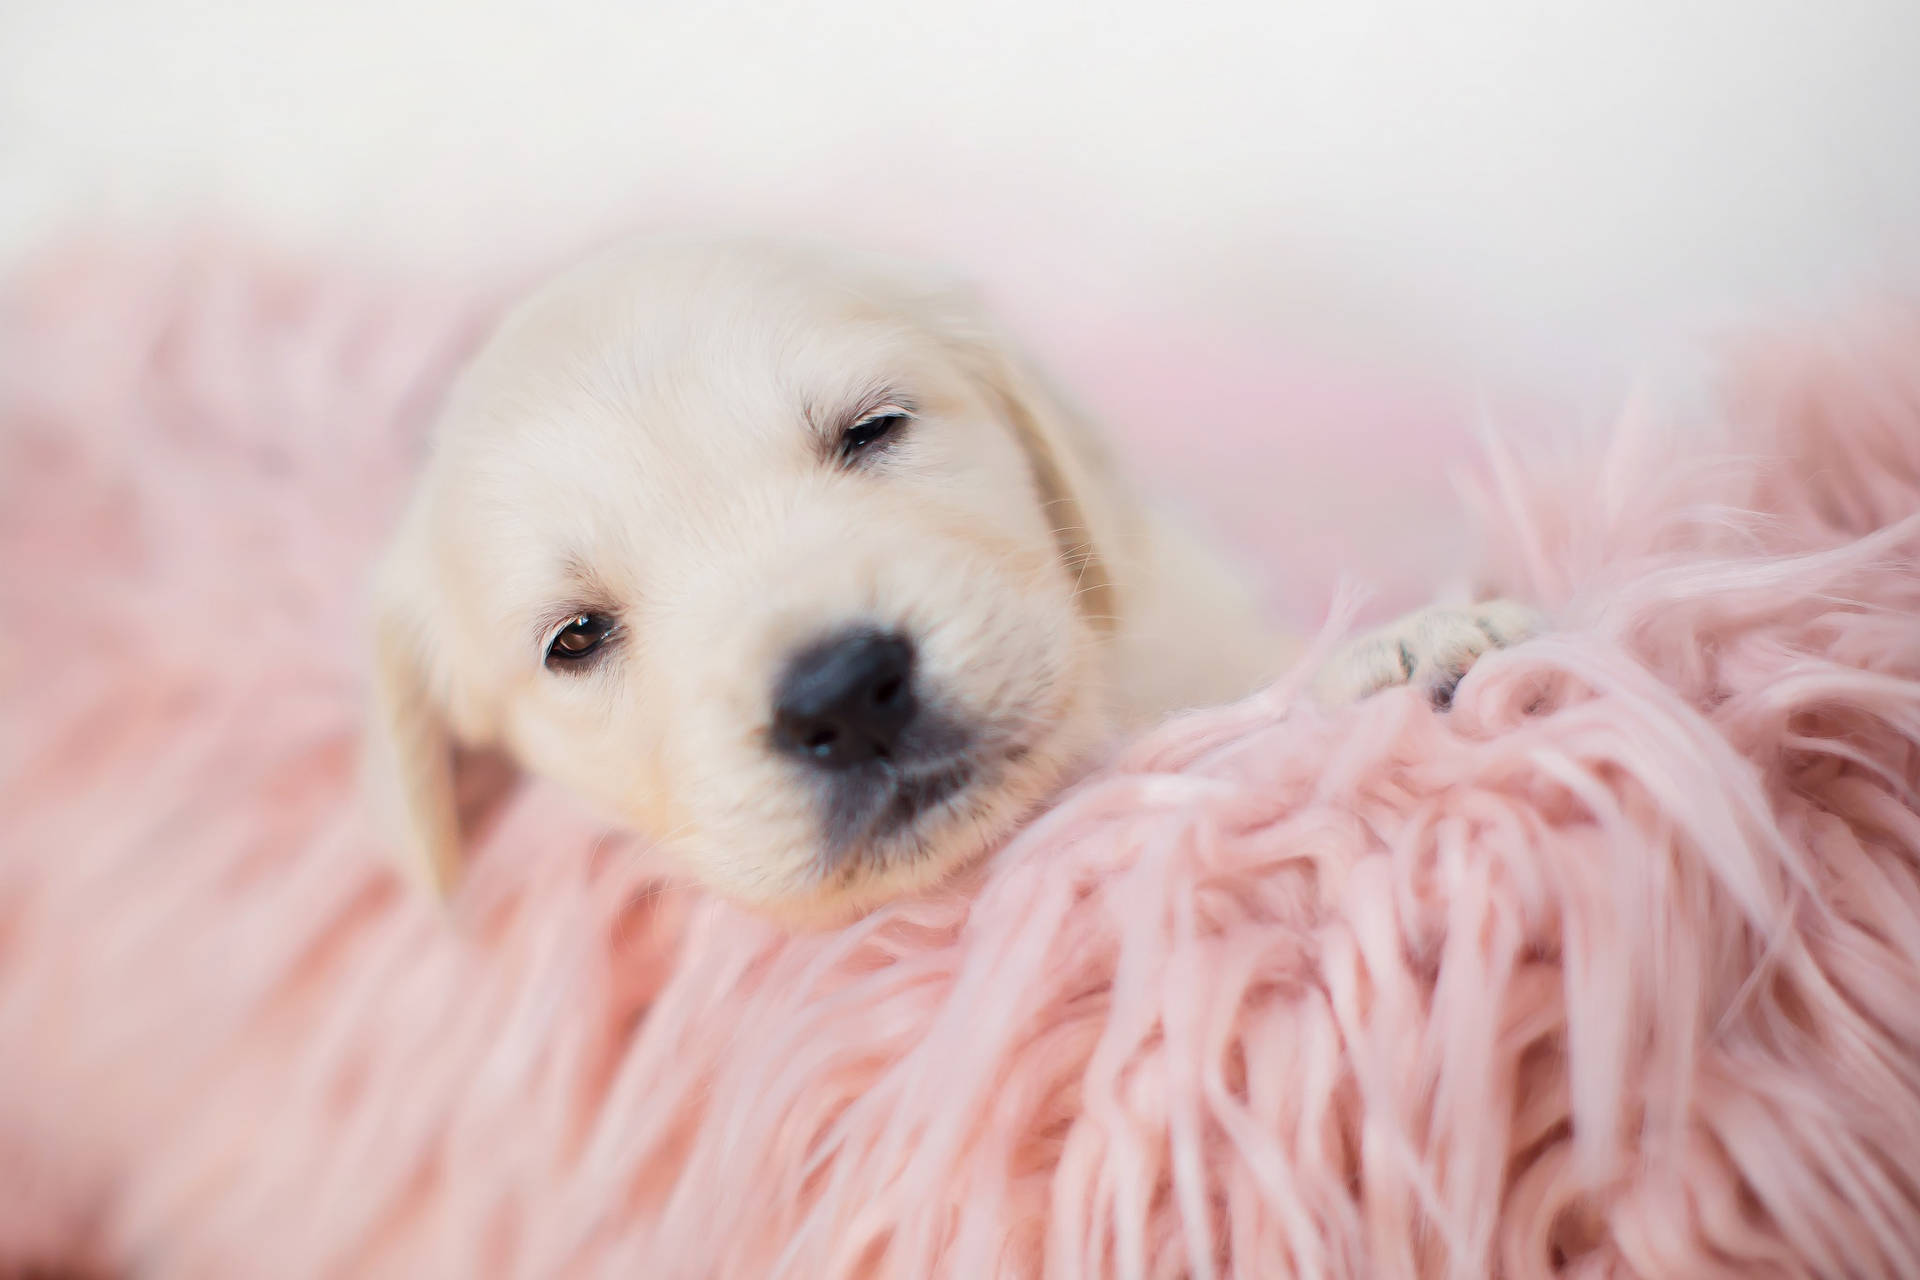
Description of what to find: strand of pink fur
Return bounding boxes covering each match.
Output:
[3,246,1919,1278]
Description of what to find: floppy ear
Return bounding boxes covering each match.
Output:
[364,554,465,899]
[362,493,532,902]
[933,299,1133,633]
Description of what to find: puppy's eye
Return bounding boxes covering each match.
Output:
[840,410,910,460]
[545,613,614,668]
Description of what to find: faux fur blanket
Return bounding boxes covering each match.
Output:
[2,243,1917,1279]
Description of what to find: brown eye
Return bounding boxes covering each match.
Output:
[840,410,909,460]
[545,613,614,667]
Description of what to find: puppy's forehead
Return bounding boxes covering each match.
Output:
[454,245,950,474]
[429,242,970,614]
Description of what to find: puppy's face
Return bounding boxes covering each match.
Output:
[370,239,1120,923]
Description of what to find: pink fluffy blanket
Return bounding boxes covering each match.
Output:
[2,244,1918,1280]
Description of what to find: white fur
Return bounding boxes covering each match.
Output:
[369,235,1533,923]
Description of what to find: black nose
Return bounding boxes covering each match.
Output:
[772,629,918,769]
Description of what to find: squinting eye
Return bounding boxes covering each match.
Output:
[840,410,910,459]
[545,613,614,668]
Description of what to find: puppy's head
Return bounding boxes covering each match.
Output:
[367,237,1126,923]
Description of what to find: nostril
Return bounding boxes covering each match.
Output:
[771,628,918,770]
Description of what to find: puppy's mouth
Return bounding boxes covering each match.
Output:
[869,758,977,838]
[814,727,1033,859]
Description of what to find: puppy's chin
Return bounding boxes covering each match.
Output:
[746,789,1033,932]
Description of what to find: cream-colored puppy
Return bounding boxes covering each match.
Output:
[368,236,1534,924]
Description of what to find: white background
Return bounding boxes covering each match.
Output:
[4,0,1919,405]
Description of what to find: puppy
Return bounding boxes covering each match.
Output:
[367,236,1535,924]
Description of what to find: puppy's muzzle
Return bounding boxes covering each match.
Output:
[772,628,919,769]
[771,627,986,853]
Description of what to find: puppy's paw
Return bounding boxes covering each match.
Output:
[1312,599,1541,709]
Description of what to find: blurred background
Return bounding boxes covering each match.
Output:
[5,0,1919,605]
[8,1,1919,388]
